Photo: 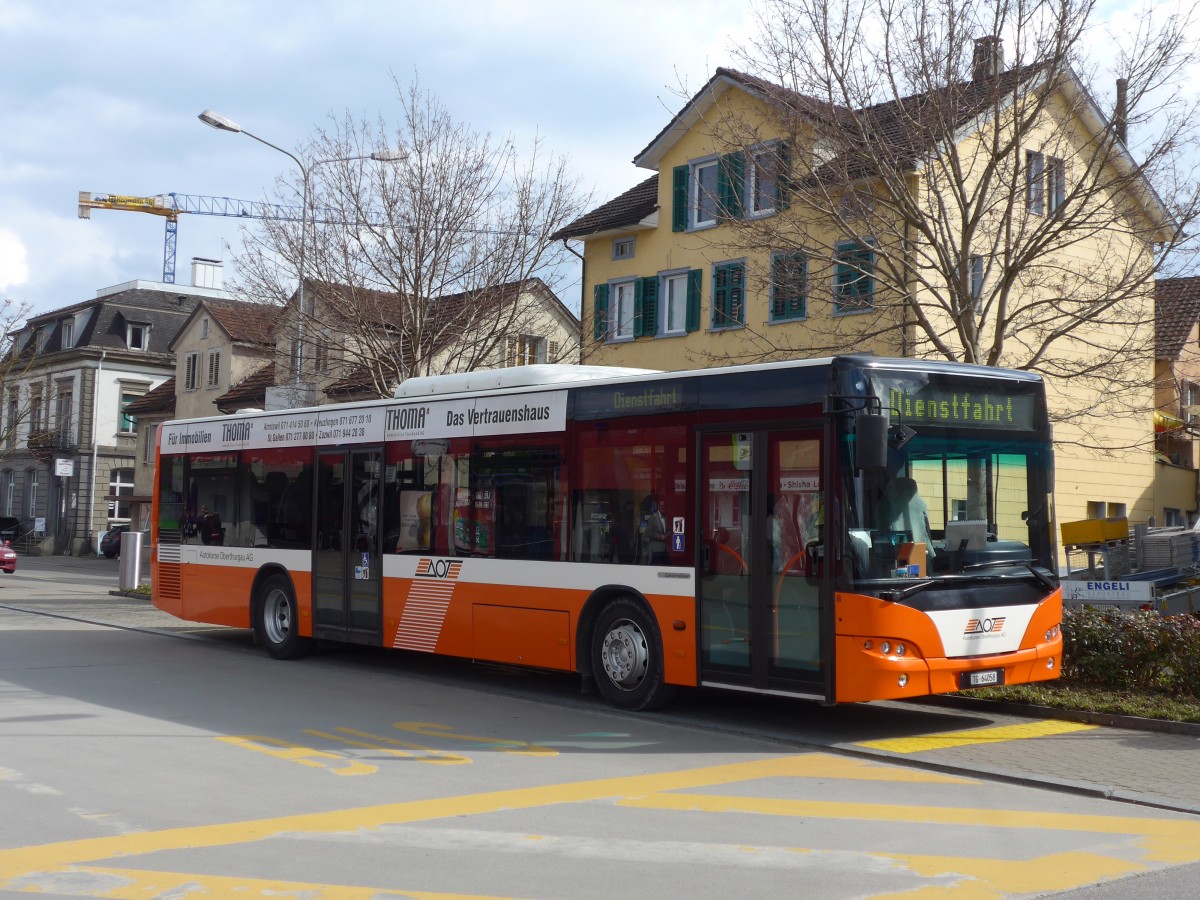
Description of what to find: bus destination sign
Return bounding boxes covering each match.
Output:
[887,386,1037,430]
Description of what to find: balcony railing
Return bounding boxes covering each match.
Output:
[27,428,78,452]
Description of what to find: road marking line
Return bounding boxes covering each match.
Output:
[856,719,1097,753]
[392,722,558,756]
[216,735,378,776]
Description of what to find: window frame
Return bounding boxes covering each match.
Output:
[119,391,141,435]
[612,236,636,261]
[609,278,637,341]
[126,322,149,351]
[659,270,691,336]
[691,156,720,230]
[1047,156,1066,214]
[1026,150,1045,215]
[183,352,199,391]
[747,142,781,217]
[206,350,221,389]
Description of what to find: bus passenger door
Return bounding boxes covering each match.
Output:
[313,448,383,642]
[698,430,825,695]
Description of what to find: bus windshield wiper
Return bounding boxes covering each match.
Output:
[879,580,936,602]
[959,559,1056,590]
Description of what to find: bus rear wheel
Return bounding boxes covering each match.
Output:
[591,596,677,711]
[254,574,313,660]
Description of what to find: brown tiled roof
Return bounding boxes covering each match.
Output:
[203,297,277,346]
[124,377,176,416]
[550,176,658,240]
[214,363,275,413]
[1156,277,1200,360]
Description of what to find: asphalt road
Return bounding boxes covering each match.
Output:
[2,555,1200,898]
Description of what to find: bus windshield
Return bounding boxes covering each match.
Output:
[840,431,1056,594]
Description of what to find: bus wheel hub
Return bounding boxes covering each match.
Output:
[601,621,648,689]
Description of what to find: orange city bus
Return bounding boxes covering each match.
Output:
[151,355,1062,709]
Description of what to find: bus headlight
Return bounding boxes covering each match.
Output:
[898,674,908,687]
[1044,625,1060,642]
[1047,657,1055,669]
[894,643,906,657]
[880,641,890,654]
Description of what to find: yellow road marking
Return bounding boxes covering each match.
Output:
[9,865,515,899]
[1,750,1196,898]
[856,719,1097,753]
[393,722,558,756]
[216,735,378,776]
[305,727,471,765]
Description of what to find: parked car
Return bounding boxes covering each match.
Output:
[0,516,21,543]
[100,524,130,559]
[0,540,15,574]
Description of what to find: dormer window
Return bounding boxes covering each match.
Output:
[60,318,74,349]
[127,322,149,351]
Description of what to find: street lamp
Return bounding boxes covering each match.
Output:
[197,109,405,394]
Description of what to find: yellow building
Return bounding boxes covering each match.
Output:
[554,51,1173,533]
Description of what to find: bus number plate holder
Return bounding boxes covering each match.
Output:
[962,669,1003,688]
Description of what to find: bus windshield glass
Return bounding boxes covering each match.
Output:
[837,369,1056,597]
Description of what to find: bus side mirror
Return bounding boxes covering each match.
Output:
[856,413,889,470]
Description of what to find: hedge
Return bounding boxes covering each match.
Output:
[1062,607,1200,697]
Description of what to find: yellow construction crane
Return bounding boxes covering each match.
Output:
[78,191,304,283]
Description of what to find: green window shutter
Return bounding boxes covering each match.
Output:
[639,276,659,337]
[775,142,792,211]
[713,262,745,327]
[834,241,874,311]
[593,283,609,340]
[685,269,702,332]
[672,165,689,232]
[718,152,745,219]
[771,252,806,320]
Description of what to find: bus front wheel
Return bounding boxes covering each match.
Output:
[590,597,677,711]
[254,574,313,660]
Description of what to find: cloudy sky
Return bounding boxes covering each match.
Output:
[0,0,756,319]
[0,1,1190,325]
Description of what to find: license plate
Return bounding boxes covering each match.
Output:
[963,669,1002,688]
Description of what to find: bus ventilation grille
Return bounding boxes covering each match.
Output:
[157,544,183,564]
[157,562,182,604]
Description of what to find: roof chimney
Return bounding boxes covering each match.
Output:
[972,36,1002,80]
[191,257,224,290]
[1114,78,1128,145]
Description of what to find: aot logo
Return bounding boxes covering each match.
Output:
[416,558,462,580]
[964,616,1006,635]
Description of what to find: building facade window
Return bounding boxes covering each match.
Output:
[201,317,210,339]
[770,251,807,322]
[607,280,636,340]
[612,236,635,260]
[119,392,140,434]
[748,143,785,216]
[27,469,38,518]
[109,468,135,522]
[1047,157,1066,214]
[711,261,746,329]
[206,350,221,388]
[5,392,17,449]
[3,470,13,517]
[143,422,157,465]
[1026,150,1045,214]
[506,335,546,366]
[60,318,74,348]
[834,240,876,313]
[29,390,42,434]
[183,353,199,391]
[126,323,148,350]
[661,272,691,335]
[55,388,73,442]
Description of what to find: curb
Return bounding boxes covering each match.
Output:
[909,693,1200,737]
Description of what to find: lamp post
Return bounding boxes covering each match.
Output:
[197,109,405,397]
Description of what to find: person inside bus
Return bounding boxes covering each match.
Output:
[878,476,934,559]
[198,505,223,546]
[639,495,668,564]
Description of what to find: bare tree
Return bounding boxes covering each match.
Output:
[682,0,1200,435]
[236,77,588,399]
[0,294,34,461]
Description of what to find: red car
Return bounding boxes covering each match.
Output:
[0,541,15,575]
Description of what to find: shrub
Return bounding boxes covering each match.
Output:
[1062,607,1200,697]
